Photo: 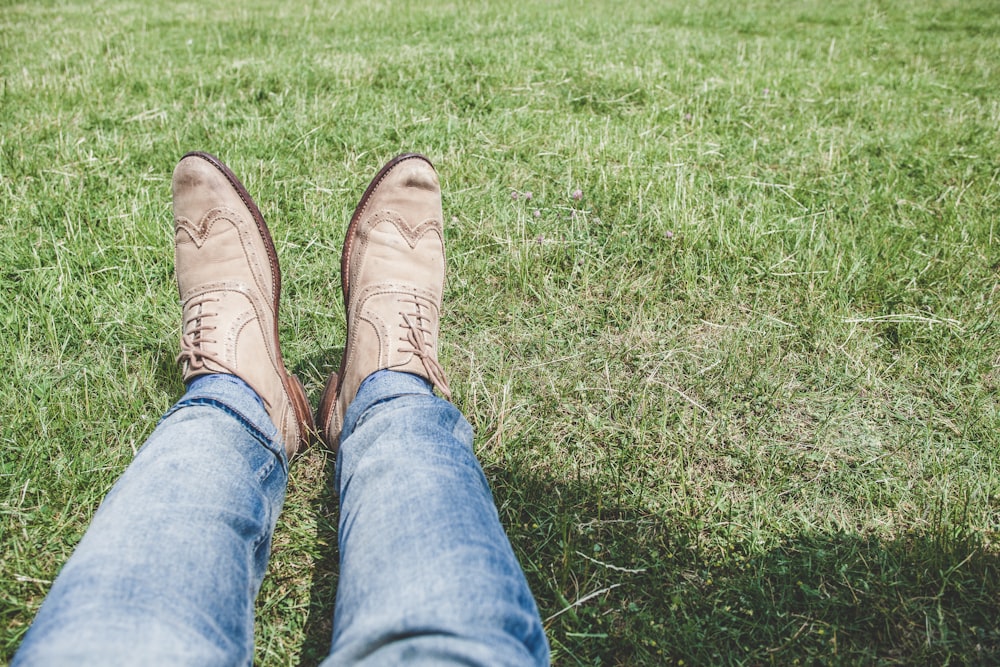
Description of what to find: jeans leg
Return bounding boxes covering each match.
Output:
[13,375,288,667]
[324,370,549,666]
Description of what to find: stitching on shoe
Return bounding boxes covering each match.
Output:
[178,281,283,394]
[362,209,443,249]
[175,207,271,301]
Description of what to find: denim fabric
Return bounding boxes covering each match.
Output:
[13,374,287,666]
[325,370,550,665]
[14,371,548,666]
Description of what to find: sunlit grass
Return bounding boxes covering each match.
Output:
[2,0,999,664]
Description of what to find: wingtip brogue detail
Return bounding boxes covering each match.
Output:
[176,207,248,247]
[317,154,451,450]
[172,152,315,458]
[361,210,444,251]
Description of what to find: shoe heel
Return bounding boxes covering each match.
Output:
[287,374,317,451]
[316,371,342,452]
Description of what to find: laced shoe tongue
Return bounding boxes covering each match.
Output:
[176,295,238,376]
[397,296,451,400]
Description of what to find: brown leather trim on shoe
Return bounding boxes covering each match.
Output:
[316,369,341,447]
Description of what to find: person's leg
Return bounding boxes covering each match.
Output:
[317,154,549,665]
[13,375,287,666]
[15,152,313,665]
[324,369,549,665]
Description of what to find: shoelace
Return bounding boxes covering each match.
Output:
[398,295,452,400]
[176,295,239,375]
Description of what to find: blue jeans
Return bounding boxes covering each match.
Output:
[13,371,549,666]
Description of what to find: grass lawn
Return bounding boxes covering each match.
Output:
[2,0,999,663]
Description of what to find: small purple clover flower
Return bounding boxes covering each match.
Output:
[524,191,533,201]
[511,191,519,200]
[684,113,692,121]
[572,188,583,201]
[665,230,674,239]
[533,209,541,218]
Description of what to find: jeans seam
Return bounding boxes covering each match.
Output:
[352,391,430,434]
[161,397,286,471]
[165,398,282,554]
[252,456,286,554]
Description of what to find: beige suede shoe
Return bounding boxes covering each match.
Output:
[317,154,452,450]
[172,152,314,458]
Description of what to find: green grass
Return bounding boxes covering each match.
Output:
[2,0,999,664]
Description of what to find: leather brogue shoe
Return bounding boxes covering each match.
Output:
[173,152,315,457]
[317,153,451,449]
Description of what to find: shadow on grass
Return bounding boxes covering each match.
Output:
[276,351,1000,667]
[488,465,1000,665]
[152,342,185,399]
[291,346,343,400]
[294,345,344,667]
[285,440,1000,665]
[297,450,341,667]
